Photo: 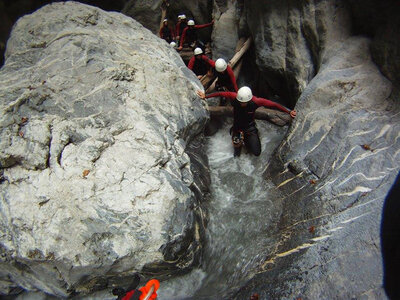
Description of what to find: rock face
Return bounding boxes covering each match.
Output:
[211,0,240,61]
[233,1,400,299]
[0,1,209,297]
[122,0,163,35]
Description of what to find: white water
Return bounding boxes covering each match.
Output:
[159,120,287,300]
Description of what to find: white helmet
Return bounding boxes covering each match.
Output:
[170,41,177,48]
[194,47,203,55]
[188,20,195,26]
[236,86,253,103]
[178,15,183,20]
[163,18,168,22]
[215,58,227,72]
[181,14,187,19]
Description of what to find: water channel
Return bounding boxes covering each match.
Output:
[159,120,287,299]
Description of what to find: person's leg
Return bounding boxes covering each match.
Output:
[232,130,244,157]
[244,129,261,156]
[216,84,227,106]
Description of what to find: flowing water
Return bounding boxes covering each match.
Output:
[159,120,287,299]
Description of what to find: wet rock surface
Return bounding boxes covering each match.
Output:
[0,2,209,297]
[1,0,399,299]
[233,2,400,299]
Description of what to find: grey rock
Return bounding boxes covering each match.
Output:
[233,24,399,300]
[211,1,240,61]
[0,1,209,297]
[344,0,400,90]
[244,0,353,107]
[122,0,163,35]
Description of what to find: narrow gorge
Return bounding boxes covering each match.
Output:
[0,1,399,299]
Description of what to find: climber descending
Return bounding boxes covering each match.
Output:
[212,58,238,92]
[197,87,297,157]
[188,47,213,78]
[159,18,175,43]
[178,19,214,51]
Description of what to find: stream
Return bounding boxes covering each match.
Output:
[159,120,287,299]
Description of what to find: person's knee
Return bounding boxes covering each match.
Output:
[252,148,261,156]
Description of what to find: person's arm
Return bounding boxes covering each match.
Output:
[188,57,195,70]
[179,27,188,48]
[201,55,214,67]
[204,57,215,68]
[194,20,214,29]
[253,97,296,117]
[159,27,163,38]
[226,66,238,92]
[197,90,237,101]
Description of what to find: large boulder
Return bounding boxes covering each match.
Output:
[0,1,209,297]
[234,1,400,299]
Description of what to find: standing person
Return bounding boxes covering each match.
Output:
[188,48,213,78]
[175,14,187,45]
[197,87,296,157]
[159,18,174,43]
[178,19,214,50]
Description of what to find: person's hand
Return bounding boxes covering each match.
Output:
[207,69,213,77]
[197,75,203,79]
[196,90,205,99]
[290,110,297,118]
[178,46,183,51]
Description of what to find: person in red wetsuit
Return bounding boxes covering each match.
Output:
[178,19,214,50]
[159,18,175,43]
[188,47,213,78]
[197,86,297,157]
[211,58,238,92]
[175,14,187,45]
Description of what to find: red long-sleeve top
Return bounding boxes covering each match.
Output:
[205,91,290,130]
[188,55,214,70]
[179,22,214,47]
[208,60,238,92]
[159,24,175,40]
[205,92,290,113]
[175,21,186,37]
